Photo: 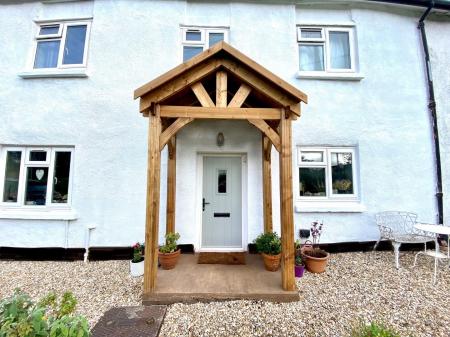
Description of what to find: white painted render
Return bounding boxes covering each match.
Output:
[0,0,448,249]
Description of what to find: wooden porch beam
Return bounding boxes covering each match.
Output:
[248,119,281,153]
[159,117,194,151]
[166,137,176,234]
[262,135,273,234]
[216,71,227,107]
[160,106,281,120]
[144,104,162,294]
[228,83,251,108]
[279,108,295,291]
[191,82,215,107]
[140,59,223,113]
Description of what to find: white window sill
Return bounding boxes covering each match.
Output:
[18,68,88,79]
[296,71,364,81]
[295,201,366,213]
[0,208,78,220]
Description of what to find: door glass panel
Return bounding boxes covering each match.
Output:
[29,150,47,162]
[52,152,71,203]
[183,46,203,62]
[209,33,224,47]
[299,44,324,71]
[62,25,87,65]
[34,40,60,68]
[299,167,326,197]
[329,31,351,69]
[331,152,353,194]
[25,167,48,205]
[217,169,227,193]
[301,151,323,163]
[3,151,22,202]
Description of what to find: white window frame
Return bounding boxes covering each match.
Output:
[31,20,91,70]
[0,146,75,209]
[297,26,356,74]
[181,26,229,62]
[298,146,358,201]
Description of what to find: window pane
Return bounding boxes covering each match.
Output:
[299,167,326,197]
[39,25,60,35]
[52,152,71,203]
[29,150,47,162]
[329,31,351,69]
[3,151,21,203]
[301,151,323,162]
[301,29,322,39]
[34,40,60,68]
[25,167,48,205]
[299,45,324,71]
[331,152,353,194]
[183,46,203,62]
[218,169,227,194]
[209,33,224,47]
[62,25,87,65]
[186,31,201,41]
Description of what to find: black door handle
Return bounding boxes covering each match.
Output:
[202,198,210,211]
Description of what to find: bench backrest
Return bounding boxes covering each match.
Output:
[375,211,418,235]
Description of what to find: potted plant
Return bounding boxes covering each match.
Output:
[254,232,281,271]
[130,242,145,277]
[158,232,181,270]
[301,221,330,273]
[294,240,305,278]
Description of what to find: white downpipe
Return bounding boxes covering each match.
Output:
[84,224,97,263]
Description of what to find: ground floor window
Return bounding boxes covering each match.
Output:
[0,146,74,207]
[298,146,358,200]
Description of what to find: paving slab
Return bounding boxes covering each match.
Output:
[91,306,166,337]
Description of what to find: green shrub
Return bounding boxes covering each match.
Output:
[350,321,401,337]
[159,232,180,254]
[0,289,90,337]
[254,232,281,255]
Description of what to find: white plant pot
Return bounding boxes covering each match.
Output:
[130,260,144,277]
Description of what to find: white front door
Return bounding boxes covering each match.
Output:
[202,156,242,249]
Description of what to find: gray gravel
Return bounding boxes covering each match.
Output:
[1,251,450,337]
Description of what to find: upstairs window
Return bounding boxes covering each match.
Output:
[181,27,229,62]
[34,21,91,69]
[0,147,74,207]
[298,147,358,200]
[297,26,355,73]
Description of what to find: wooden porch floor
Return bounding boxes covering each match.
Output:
[142,253,299,305]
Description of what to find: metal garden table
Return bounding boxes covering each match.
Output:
[413,223,450,283]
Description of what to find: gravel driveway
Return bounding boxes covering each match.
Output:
[1,251,449,337]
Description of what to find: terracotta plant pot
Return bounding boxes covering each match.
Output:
[158,249,181,270]
[301,247,329,274]
[261,253,281,271]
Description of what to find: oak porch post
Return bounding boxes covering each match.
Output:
[279,109,295,291]
[166,136,176,234]
[262,135,273,233]
[144,104,162,294]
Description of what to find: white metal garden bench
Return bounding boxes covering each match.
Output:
[374,211,434,269]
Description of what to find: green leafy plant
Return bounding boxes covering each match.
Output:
[350,321,401,337]
[254,232,281,255]
[295,255,303,266]
[0,289,90,337]
[132,242,145,263]
[159,232,180,254]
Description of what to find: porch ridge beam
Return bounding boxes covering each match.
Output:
[160,106,281,120]
[144,104,162,294]
[191,82,215,107]
[228,83,251,108]
[159,117,194,151]
[216,70,228,107]
[248,119,281,153]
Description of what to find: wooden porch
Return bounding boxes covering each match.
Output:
[134,41,308,300]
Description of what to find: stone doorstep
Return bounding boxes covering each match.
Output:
[91,306,167,337]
